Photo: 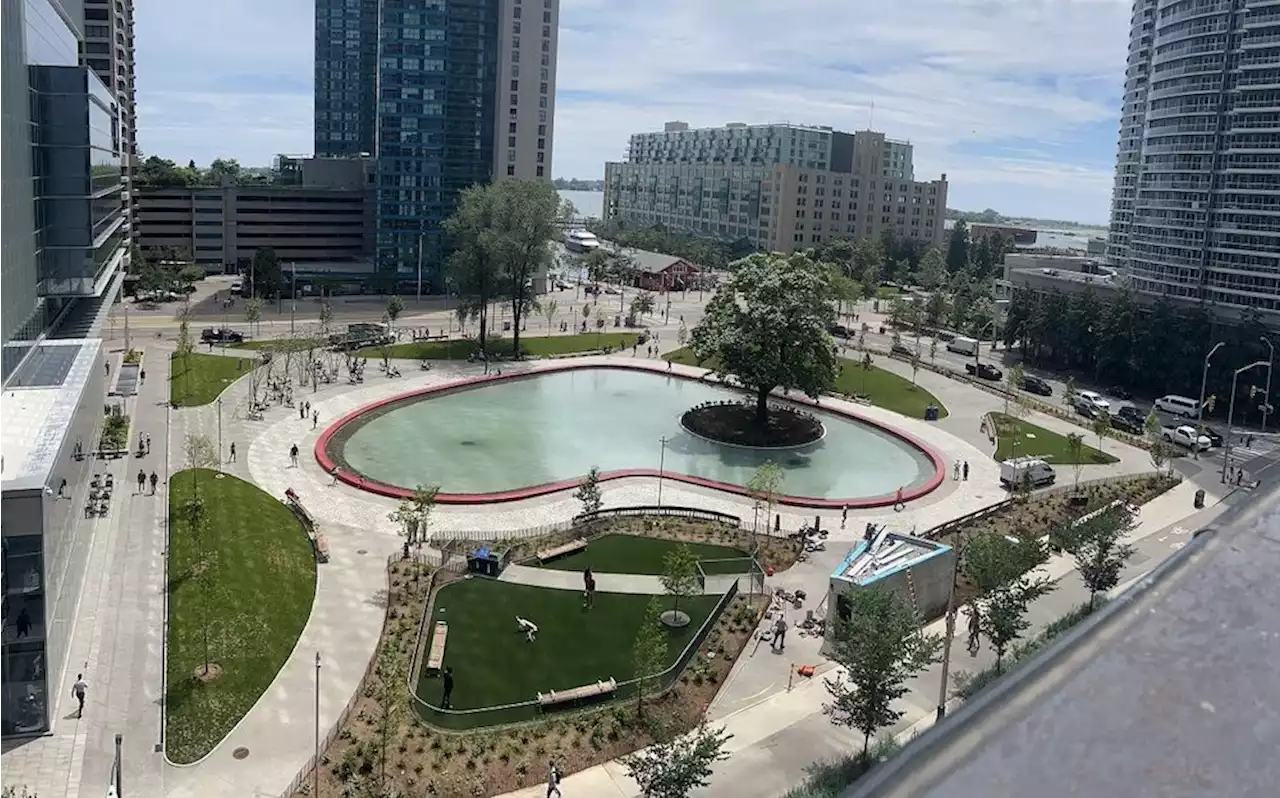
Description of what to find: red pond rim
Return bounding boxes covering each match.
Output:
[314,362,946,509]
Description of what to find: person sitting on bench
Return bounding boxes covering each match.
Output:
[516,616,539,642]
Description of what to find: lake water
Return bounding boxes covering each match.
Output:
[560,189,1106,252]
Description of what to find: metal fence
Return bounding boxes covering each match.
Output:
[430,505,743,549]
[407,581,740,732]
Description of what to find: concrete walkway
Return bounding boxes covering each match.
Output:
[499,562,741,596]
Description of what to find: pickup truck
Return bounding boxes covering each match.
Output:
[1162,424,1211,452]
[201,327,244,344]
[965,362,1003,381]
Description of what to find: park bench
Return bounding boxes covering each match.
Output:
[425,621,448,673]
[537,678,617,708]
[284,489,317,532]
[313,533,330,563]
[536,538,587,563]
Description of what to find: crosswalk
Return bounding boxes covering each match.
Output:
[1198,437,1278,480]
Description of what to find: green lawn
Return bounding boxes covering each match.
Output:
[356,332,640,360]
[537,534,747,575]
[990,412,1119,465]
[169,352,257,407]
[164,470,317,763]
[419,579,719,729]
[664,347,948,420]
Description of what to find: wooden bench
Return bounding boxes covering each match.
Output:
[425,621,448,672]
[538,678,617,708]
[536,538,587,563]
[313,533,330,563]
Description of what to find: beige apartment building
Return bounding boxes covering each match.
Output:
[603,123,947,254]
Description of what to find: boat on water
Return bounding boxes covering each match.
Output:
[564,229,600,253]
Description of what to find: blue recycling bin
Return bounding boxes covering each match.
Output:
[468,546,501,577]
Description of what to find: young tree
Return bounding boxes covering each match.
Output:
[574,466,603,515]
[630,291,656,320]
[175,317,195,360]
[1062,375,1078,409]
[1091,412,1110,455]
[1070,505,1137,611]
[1004,363,1025,416]
[582,248,613,299]
[860,351,874,395]
[620,723,733,798]
[963,534,1054,673]
[910,353,921,387]
[370,641,406,788]
[917,246,947,290]
[251,246,283,299]
[541,298,558,334]
[245,297,263,338]
[1065,433,1085,491]
[183,433,218,496]
[823,586,942,757]
[385,294,405,327]
[632,597,669,715]
[318,299,334,337]
[689,252,838,428]
[677,320,688,348]
[929,338,938,364]
[1148,439,1170,475]
[745,461,784,536]
[581,303,592,331]
[659,544,701,626]
[488,179,560,357]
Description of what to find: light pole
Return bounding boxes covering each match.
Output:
[975,319,996,372]
[314,651,321,797]
[657,436,670,507]
[1222,360,1270,484]
[290,262,297,336]
[216,398,222,471]
[1261,336,1274,432]
[1197,341,1225,459]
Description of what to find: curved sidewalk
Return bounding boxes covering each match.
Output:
[499,562,738,595]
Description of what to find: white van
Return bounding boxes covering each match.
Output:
[946,336,979,356]
[1155,394,1199,418]
[1000,457,1056,489]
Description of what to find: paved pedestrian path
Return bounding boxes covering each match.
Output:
[499,563,735,595]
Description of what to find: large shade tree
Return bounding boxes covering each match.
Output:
[689,251,839,427]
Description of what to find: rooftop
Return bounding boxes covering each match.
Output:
[833,527,951,585]
[1,339,101,489]
[626,249,689,273]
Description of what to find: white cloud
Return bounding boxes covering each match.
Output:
[134,0,1132,222]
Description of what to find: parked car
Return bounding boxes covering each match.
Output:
[1200,425,1224,448]
[583,284,600,295]
[201,327,244,344]
[1110,412,1143,435]
[1019,374,1053,396]
[965,362,1003,381]
[555,279,573,290]
[891,343,917,359]
[1154,394,1199,418]
[1000,457,1056,489]
[1074,390,1111,418]
[1163,425,1211,452]
[828,324,852,338]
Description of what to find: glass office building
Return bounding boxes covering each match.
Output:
[315,0,557,288]
[2,0,119,737]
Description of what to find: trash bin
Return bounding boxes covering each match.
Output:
[924,405,939,422]
[468,546,500,577]
[1194,489,1205,509]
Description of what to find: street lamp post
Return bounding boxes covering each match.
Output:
[290,262,297,336]
[416,230,424,307]
[1261,336,1274,432]
[1222,360,1270,484]
[216,398,222,471]
[314,651,322,797]
[976,320,996,372]
[1198,341,1225,460]
[657,436,670,507]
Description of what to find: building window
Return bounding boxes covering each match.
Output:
[543,25,551,37]
[510,93,518,105]
[510,79,518,91]
[539,82,547,94]
[537,138,545,149]
[513,21,521,34]
[539,96,547,108]
[537,166,544,177]
[538,124,546,136]
[507,164,515,176]
[544,10,552,22]
[514,6,521,18]
[509,122,517,134]
[508,136,516,147]
[537,152,545,163]
[541,54,549,66]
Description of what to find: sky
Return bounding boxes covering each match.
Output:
[134,0,1133,225]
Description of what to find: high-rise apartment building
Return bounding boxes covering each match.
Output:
[604,123,946,254]
[80,0,137,246]
[314,0,558,287]
[2,0,122,738]
[1106,0,1280,319]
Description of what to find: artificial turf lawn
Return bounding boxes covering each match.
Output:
[419,579,719,727]
[537,534,748,575]
[990,412,1119,465]
[164,470,317,763]
[169,352,258,407]
[356,332,640,360]
[663,347,948,420]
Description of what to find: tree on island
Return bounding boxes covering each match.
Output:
[689,252,838,428]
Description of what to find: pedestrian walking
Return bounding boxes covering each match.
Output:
[312,410,319,429]
[139,368,146,383]
[149,471,158,494]
[893,485,905,512]
[841,504,849,529]
[330,464,340,485]
[962,461,970,481]
[1236,467,1244,486]
[290,444,299,467]
[136,469,146,494]
[441,666,455,709]
[772,616,788,652]
[953,462,961,481]
[300,404,306,420]
[228,442,237,463]
[72,673,88,718]
[546,761,562,798]
[583,567,596,609]
[145,433,151,455]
